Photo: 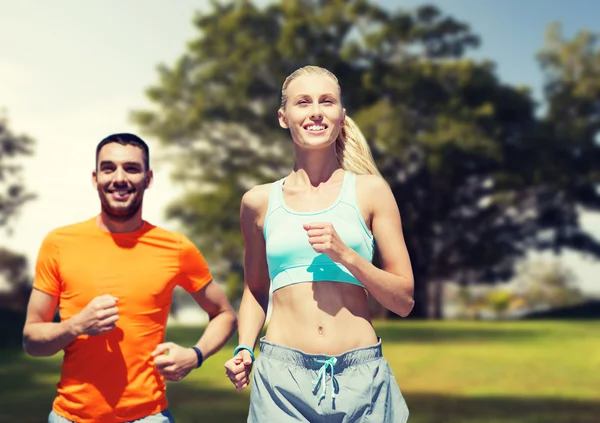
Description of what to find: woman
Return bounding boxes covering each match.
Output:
[224,65,413,422]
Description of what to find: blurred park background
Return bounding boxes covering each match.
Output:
[1,0,599,422]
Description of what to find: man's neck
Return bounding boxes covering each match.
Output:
[96,213,144,233]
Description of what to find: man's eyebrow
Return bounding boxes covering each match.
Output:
[99,160,142,167]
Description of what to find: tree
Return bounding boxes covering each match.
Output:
[0,114,34,231]
[0,114,35,300]
[534,22,600,253]
[133,0,600,318]
[0,247,30,310]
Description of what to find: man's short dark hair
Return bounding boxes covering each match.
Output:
[96,133,150,170]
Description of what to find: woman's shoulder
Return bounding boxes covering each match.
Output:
[241,182,275,214]
[355,173,391,193]
[354,173,397,213]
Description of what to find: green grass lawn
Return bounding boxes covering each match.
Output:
[1,320,598,423]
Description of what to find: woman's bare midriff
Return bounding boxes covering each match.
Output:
[264,281,379,355]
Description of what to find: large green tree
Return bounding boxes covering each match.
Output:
[0,115,34,229]
[534,22,600,248]
[0,114,35,296]
[133,0,600,318]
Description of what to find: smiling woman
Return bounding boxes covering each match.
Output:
[224,65,414,423]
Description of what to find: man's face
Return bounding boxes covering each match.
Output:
[92,143,152,221]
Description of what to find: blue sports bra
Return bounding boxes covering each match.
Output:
[263,171,374,292]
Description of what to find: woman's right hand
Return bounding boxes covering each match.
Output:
[224,349,254,392]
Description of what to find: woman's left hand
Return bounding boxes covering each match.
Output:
[303,222,352,264]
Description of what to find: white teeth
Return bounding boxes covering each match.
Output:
[117,191,129,195]
[307,125,325,131]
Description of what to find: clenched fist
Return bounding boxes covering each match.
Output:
[224,349,254,392]
[303,222,350,263]
[151,343,198,382]
[71,294,119,336]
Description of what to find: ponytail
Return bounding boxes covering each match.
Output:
[335,116,381,176]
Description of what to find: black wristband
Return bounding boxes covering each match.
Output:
[190,346,203,368]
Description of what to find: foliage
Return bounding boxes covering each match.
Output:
[0,115,35,231]
[133,1,600,318]
[0,114,34,293]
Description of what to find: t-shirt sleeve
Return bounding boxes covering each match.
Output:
[32,232,61,296]
[176,234,213,293]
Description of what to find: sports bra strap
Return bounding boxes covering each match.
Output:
[265,178,284,218]
[338,172,357,206]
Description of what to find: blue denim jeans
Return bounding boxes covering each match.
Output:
[48,409,175,423]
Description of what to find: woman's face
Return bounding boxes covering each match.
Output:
[278,74,346,150]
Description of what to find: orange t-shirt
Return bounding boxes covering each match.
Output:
[33,218,213,423]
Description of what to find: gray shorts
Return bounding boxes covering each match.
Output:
[48,409,175,423]
[248,338,409,423]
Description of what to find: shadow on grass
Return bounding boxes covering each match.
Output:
[0,352,249,423]
[166,391,600,423]
[403,392,600,423]
[0,350,63,423]
[167,383,250,423]
[1,352,598,423]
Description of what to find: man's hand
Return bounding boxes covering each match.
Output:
[152,342,198,382]
[224,349,254,392]
[70,294,119,336]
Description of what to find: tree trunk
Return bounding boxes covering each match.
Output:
[405,265,429,319]
[428,278,444,320]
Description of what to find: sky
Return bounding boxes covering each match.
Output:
[1,0,599,294]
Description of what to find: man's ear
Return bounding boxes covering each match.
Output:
[91,170,98,190]
[145,169,154,189]
[277,109,288,129]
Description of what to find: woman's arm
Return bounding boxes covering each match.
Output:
[237,186,272,348]
[304,176,414,317]
[224,186,272,391]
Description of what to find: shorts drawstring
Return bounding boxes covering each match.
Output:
[311,357,339,404]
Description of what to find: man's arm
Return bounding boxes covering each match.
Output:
[23,289,120,357]
[188,280,237,361]
[23,289,75,357]
[152,281,237,382]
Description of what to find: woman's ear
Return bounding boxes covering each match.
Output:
[278,108,288,129]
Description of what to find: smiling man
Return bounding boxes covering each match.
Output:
[22,133,237,423]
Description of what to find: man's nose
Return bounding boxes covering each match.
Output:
[113,167,127,184]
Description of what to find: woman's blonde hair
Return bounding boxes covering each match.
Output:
[280,65,381,176]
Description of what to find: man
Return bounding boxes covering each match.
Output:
[23,133,237,423]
